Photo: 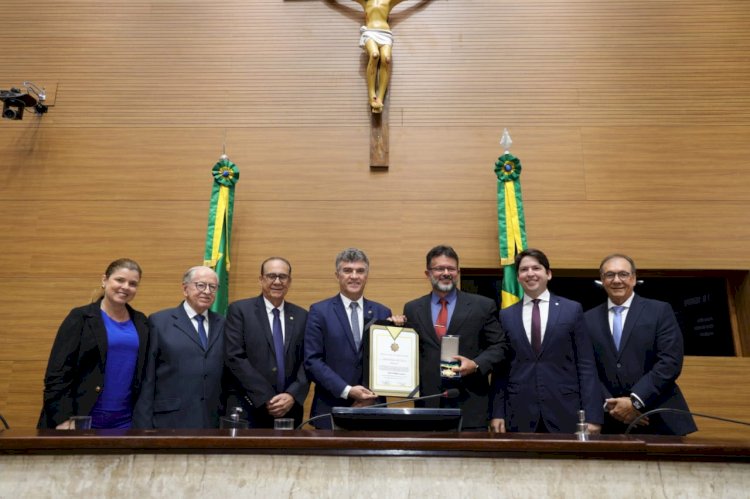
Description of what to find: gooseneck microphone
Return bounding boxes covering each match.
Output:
[295,389,461,430]
[624,407,750,435]
[366,388,461,409]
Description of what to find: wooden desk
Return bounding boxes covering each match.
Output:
[1,430,748,497]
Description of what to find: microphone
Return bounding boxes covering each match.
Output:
[624,407,750,435]
[295,389,461,430]
[366,388,460,409]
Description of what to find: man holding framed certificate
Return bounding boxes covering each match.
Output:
[403,245,510,430]
[304,248,398,429]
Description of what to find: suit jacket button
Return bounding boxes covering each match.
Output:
[95,386,102,393]
[616,363,622,368]
[272,367,277,373]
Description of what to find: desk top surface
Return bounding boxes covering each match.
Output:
[1,429,749,462]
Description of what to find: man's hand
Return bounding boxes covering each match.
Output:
[605,397,649,426]
[490,418,506,433]
[452,355,479,376]
[387,314,407,326]
[587,423,602,434]
[265,393,295,418]
[349,385,377,402]
[56,419,74,430]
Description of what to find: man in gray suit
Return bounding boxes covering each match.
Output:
[224,257,309,427]
[134,266,226,428]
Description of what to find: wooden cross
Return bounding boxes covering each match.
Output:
[370,106,389,168]
[324,0,432,169]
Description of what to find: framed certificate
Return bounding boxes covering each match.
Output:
[368,325,420,397]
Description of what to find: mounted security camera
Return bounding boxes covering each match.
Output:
[0,82,48,120]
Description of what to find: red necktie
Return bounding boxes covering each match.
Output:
[531,299,541,355]
[435,298,448,338]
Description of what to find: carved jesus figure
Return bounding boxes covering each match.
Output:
[353,0,407,113]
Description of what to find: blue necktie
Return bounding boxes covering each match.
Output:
[350,302,361,349]
[272,308,285,391]
[612,306,625,351]
[195,314,208,349]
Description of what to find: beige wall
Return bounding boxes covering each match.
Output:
[1,0,749,437]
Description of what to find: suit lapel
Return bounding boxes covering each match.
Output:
[88,303,109,367]
[206,311,222,351]
[447,291,471,336]
[594,303,619,357]
[509,301,533,357]
[174,305,204,349]
[619,294,643,356]
[253,297,276,353]
[333,295,358,353]
[540,295,562,355]
[362,299,378,337]
[283,304,301,354]
[416,295,439,348]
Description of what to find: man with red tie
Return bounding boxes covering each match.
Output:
[403,245,509,430]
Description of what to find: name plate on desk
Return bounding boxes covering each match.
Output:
[368,325,419,397]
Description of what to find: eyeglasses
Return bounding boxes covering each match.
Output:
[602,271,632,281]
[263,273,290,283]
[429,266,459,274]
[192,281,219,293]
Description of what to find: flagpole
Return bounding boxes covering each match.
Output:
[495,128,528,308]
[203,153,240,315]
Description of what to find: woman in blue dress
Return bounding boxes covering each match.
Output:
[38,258,149,429]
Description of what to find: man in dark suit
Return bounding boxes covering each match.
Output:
[224,257,309,428]
[489,249,602,433]
[133,266,225,428]
[304,248,394,429]
[403,245,509,430]
[585,253,697,435]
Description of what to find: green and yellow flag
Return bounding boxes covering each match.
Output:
[203,156,240,316]
[495,139,527,309]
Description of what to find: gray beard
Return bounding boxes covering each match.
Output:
[430,276,455,293]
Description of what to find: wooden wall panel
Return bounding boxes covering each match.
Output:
[680,357,750,439]
[0,0,748,437]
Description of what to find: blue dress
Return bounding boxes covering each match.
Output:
[90,310,139,429]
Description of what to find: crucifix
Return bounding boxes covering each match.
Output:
[328,0,432,168]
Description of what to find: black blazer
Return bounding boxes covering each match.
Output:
[38,299,149,428]
[224,295,309,427]
[403,290,509,429]
[584,294,697,435]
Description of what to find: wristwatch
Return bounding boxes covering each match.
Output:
[630,394,645,411]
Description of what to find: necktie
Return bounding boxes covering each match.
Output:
[531,299,542,355]
[612,305,625,351]
[435,298,448,338]
[350,302,361,349]
[194,314,208,349]
[272,308,286,391]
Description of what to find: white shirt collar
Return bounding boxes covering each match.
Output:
[340,293,364,310]
[523,289,551,305]
[608,293,635,310]
[183,301,207,321]
[263,296,285,315]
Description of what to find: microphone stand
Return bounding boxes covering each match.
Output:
[625,408,750,435]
